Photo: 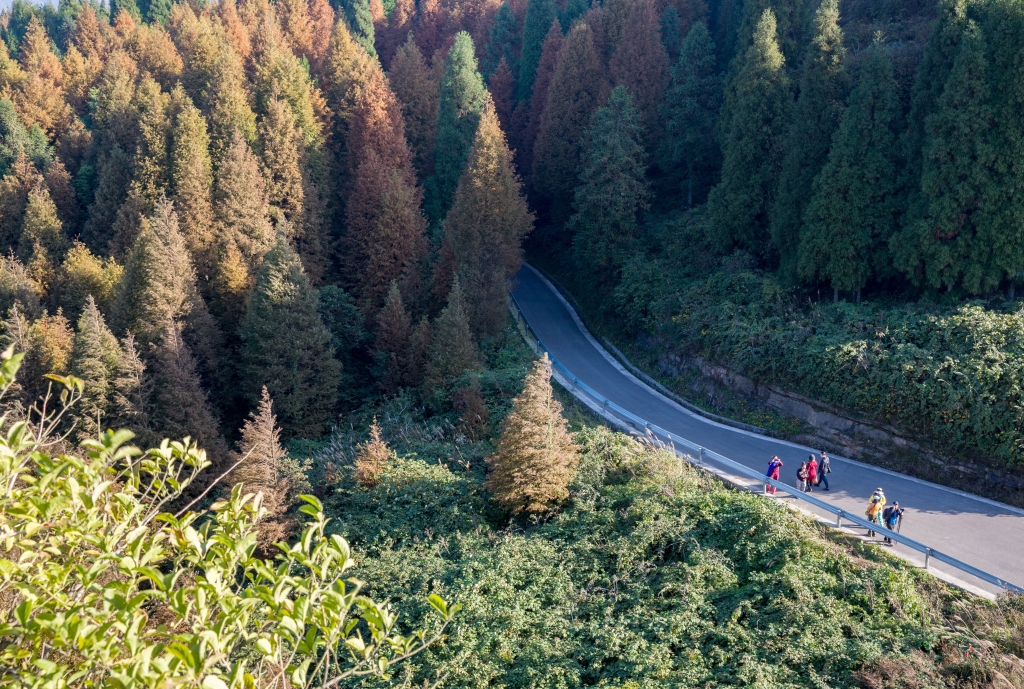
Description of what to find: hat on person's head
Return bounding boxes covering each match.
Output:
[877,487,883,492]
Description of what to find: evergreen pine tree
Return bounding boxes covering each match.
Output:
[661,22,721,207]
[799,42,899,297]
[442,103,533,336]
[426,276,479,387]
[388,36,441,180]
[170,90,215,278]
[18,184,68,293]
[518,0,556,101]
[486,353,578,515]
[259,95,305,225]
[569,86,648,282]
[214,130,274,272]
[239,234,340,438]
[71,295,121,439]
[532,20,605,223]
[148,320,226,459]
[484,2,520,79]
[341,0,377,58]
[0,256,41,321]
[892,23,995,293]
[0,153,43,254]
[707,9,790,257]
[114,197,201,345]
[522,19,562,181]
[428,33,487,223]
[661,5,682,60]
[82,146,132,253]
[374,281,411,393]
[609,0,669,152]
[111,331,156,447]
[770,0,848,276]
[561,0,589,32]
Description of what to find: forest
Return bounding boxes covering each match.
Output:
[3,0,1024,684]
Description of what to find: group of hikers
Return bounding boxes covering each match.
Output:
[764,451,906,544]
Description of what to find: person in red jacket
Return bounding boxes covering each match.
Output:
[806,454,818,492]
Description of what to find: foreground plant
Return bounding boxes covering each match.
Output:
[0,346,458,689]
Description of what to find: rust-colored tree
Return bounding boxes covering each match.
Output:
[486,353,578,514]
[609,0,669,151]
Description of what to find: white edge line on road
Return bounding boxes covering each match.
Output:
[520,262,1024,518]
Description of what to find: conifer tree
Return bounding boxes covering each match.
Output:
[71,296,122,439]
[341,0,377,58]
[170,90,215,277]
[231,386,295,548]
[569,86,647,282]
[518,0,556,101]
[379,0,413,67]
[114,197,201,345]
[707,9,790,257]
[214,130,274,271]
[374,282,411,393]
[442,103,533,336]
[346,149,428,313]
[486,353,578,515]
[111,332,156,447]
[0,152,43,254]
[43,160,80,237]
[561,0,589,32]
[426,276,479,387]
[0,255,41,320]
[522,19,562,180]
[532,20,605,223]
[3,307,73,405]
[770,0,848,276]
[609,0,669,152]
[414,0,447,60]
[354,417,392,487]
[148,320,226,460]
[344,69,426,310]
[893,23,995,293]
[18,184,68,292]
[239,234,340,438]
[389,36,441,180]
[407,315,432,386]
[428,33,487,223]
[661,22,720,207]
[484,1,520,78]
[16,16,72,138]
[800,42,899,298]
[489,58,516,132]
[661,5,682,60]
[307,0,337,73]
[53,242,123,321]
[82,146,132,253]
[259,96,305,224]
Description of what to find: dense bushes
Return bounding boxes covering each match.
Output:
[320,415,1024,688]
[609,212,1024,467]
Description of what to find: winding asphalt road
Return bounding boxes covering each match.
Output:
[512,263,1024,597]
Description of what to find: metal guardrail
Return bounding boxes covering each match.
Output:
[510,293,1024,595]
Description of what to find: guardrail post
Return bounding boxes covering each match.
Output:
[601,399,608,413]
[924,548,931,570]
[572,377,578,391]
[698,448,704,465]
[836,510,842,528]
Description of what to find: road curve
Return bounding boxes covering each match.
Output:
[512,263,1024,596]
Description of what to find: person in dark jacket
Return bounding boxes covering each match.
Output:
[816,450,831,490]
[882,502,904,544]
[796,462,809,492]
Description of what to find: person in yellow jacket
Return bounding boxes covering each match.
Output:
[865,488,886,537]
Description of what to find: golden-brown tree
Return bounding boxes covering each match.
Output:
[486,353,578,514]
[353,417,393,487]
[388,36,441,180]
[441,103,532,336]
[608,0,669,151]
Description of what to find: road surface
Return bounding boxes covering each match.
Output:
[512,263,1024,597]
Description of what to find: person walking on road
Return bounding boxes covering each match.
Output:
[806,454,818,492]
[765,455,783,495]
[797,461,809,492]
[816,451,831,490]
[865,488,886,537]
[882,502,904,544]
